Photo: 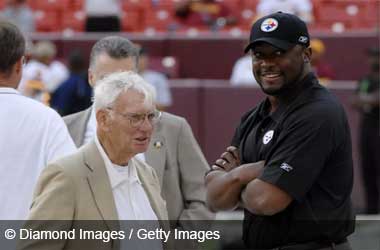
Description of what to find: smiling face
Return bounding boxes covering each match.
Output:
[251,43,311,96]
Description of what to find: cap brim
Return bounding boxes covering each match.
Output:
[244,38,295,53]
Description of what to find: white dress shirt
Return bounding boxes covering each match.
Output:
[94,135,162,250]
[94,135,157,220]
[0,88,76,219]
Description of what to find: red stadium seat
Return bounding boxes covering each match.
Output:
[0,0,5,10]
[122,0,149,12]
[35,0,65,11]
[241,0,260,9]
[363,0,380,24]
[121,11,142,32]
[61,11,86,32]
[314,0,369,30]
[59,0,84,10]
[26,0,39,10]
[143,8,177,31]
[34,10,61,31]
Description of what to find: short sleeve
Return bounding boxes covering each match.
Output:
[259,104,337,201]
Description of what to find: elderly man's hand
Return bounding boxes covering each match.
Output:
[212,146,241,172]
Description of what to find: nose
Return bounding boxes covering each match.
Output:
[260,57,276,67]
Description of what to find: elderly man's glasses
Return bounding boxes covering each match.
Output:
[107,108,162,127]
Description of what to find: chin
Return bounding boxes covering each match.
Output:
[134,145,149,153]
[260,85,283,95]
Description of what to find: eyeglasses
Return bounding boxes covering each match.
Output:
[107,108,162,127]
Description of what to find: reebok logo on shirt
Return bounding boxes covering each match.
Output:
[280,163,293,172]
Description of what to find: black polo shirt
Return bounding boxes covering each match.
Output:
[231,73,355,249]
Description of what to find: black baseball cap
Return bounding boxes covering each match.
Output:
[244,12,310,53]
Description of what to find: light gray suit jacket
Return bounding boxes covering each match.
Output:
[17,141,170,250]
[64,108,214,229]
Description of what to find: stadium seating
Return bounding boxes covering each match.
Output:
[0,0,377,33]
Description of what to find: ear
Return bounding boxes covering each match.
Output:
[96,109,111,132]
[88,69,96,87]
[303,47,312,63]
[15,57,23,74]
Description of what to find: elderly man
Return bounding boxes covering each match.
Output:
[64,36,214,230]
[0,21,75,220]
[18,71,169,250]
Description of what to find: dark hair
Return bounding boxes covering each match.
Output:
[0,21,25,75]
[138,46,148,56]
[68,49,86,73]
[89,36,139,70]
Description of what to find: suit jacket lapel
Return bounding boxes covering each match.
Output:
[133,159,166,222]
[83,142,119,231]
[145,122,166,187]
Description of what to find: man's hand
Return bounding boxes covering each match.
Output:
[212,146,241,172]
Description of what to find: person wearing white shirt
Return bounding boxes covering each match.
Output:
[85,0,121,31]
[230,55,259,86]
[256,0,314,23]
[18,41,69,104]
[0,21,76,220]
[138,47,173,110]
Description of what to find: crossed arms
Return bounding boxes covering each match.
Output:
[205,146,292,216]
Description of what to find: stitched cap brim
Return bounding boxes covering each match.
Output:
[244,38,295,53]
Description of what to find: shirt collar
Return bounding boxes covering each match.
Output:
[94,134,141,189]
[89,107,97,129]
[0,87,20,95]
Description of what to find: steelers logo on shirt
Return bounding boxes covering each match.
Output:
[261,18,278,32]
[263,130,274,144]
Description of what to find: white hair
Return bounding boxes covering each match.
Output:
[94,71,156,111]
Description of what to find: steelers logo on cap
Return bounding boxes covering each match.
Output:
[261,18,278,32]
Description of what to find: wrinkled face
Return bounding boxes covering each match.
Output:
[100,90,155,156]
[89,53,137,87]
[251,43,310,95]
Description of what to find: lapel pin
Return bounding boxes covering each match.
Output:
[153,141,163,149]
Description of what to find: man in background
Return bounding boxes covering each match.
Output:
[353,47,380,214]
[138,46,173,110]
[19,41,69,105]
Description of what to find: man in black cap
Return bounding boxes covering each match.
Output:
[353,47,380,214]
[206,12,355,249]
